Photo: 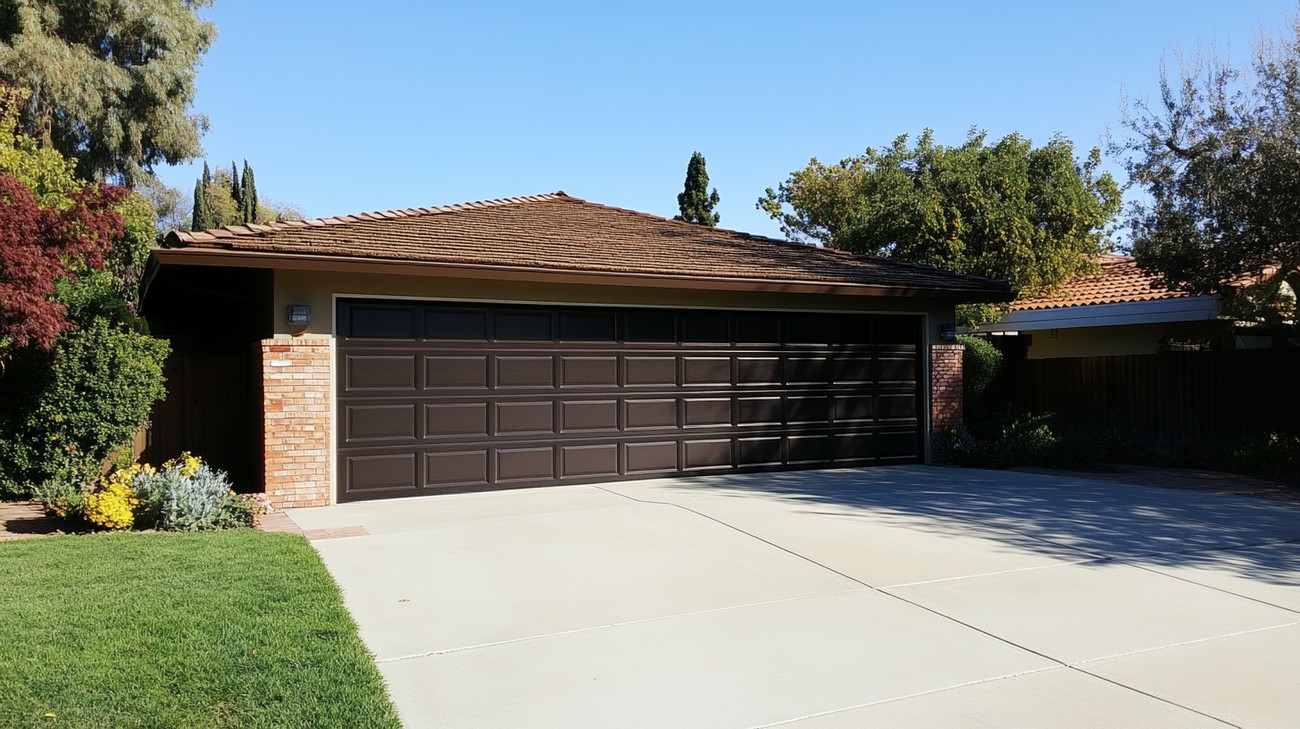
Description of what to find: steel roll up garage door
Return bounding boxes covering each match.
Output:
[337,300,923,502]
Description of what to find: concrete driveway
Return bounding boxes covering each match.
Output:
[287,466,1300,728]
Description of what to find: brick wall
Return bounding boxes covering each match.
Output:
[259,338,332,508]
[930,343,965,434]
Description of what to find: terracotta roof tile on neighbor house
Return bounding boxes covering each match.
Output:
[1009,255,1191,311]
[163,192,1010,298]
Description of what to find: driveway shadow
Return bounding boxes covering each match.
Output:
[646,466,1300,587]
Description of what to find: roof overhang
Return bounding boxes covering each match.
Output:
[148,247,1013,303]
[980,295,1222,333]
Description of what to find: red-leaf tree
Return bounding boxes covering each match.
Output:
[0,175,127,353]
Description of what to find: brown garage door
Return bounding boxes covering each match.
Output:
[336,300,923,501]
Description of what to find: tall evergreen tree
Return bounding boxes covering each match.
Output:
[676,152,721,226]
[240,160,258,224]
[229,161,242,212]
[201,162,211,187]
[191,176,213,231]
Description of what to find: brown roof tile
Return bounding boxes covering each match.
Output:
[1010,255,1192,311]
[164,192,1010,298]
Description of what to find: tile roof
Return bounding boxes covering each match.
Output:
[1009,255,1195,311]
[163,192,1010,298]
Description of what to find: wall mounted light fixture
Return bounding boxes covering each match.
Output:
[939,323,957,342]
[287,304,311,327]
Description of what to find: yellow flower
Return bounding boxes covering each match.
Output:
[83,481,139,530]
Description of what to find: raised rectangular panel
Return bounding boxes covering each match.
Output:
[561,357,618,387]
[625,356,676,386]
[834,434,875,461]
[625,441,678,473]
[833,396,874,423]
[738,437,783,466]
[424,308,488,340]
[346,454,415,491]
[561,444,619,478]
[736,357,781,385]
[684,398,731,427]
[878,394,917,420]
[683,357,730,386]
[495,311,552,340]
[345,404,415,441]
[496,447,555,481]
[424,355,487,389]
[787,396,830,424]
[348,305,415,339]
[346,355,416,391]
[626,399,677,429]
[424,402,488,437]
[877,356,918,382]
[684,439,732,469]
[562,400,618,431]
[788,435,831,463]
[497,356,554,388]
[878,430,920,459]
[737,397,782,426]
[424,450,488,488]
[786,357,829,384]
[495,401,554,434]
[559,312,616,342]
[833,357,873,384]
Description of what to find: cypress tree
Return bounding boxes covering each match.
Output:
[241,160,258,223]
[191,176,212,230]
[229,161,242,214]
[201,161,211,186]
[676,151,721,226]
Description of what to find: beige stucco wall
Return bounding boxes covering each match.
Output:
[271,268,958,348]
[1025,320,1232,359]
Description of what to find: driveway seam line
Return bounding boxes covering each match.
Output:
[1070,622,1300,667]
[599,484,1243,727]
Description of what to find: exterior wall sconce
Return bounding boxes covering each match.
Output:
[287,304,312,327]
[939,323,957,342]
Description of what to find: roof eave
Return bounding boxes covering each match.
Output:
[150,247,1013,302]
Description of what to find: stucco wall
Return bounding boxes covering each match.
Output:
[1025,320,1232,359]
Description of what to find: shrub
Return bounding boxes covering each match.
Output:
[83,481,139,530]
[958,335,1003,402]
[69,453,266,532]
[1229,432,1300,484]
[30,475,89,520]
[160,465,233,531]
[0,320,168,495]
[952,411,1059,468]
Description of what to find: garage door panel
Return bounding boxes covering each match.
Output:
[496,356,554,388]
[560,357,618,387]
[338,301,922,501]
[424,402,488,437]
[561,444,619,478]
[345,404,416,442]
[424,355,488,389]
[625,356,677,386]
[424,450,489,488]
[561,400,618,432]
[495,401,555,434]
[346,355,416,391]
[626,399,677,429]
[346,453,416,492]
[496,447,556,482]
[684,439,732,469]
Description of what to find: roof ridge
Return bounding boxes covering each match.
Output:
[167,191,573,243]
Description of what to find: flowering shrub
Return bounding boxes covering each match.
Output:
[83,481,139,530]
[37,452,271,532]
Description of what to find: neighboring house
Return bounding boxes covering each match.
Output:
[140,192,1009,508]
[977,255,1236,359]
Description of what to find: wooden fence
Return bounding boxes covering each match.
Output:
[986,348,1300,451]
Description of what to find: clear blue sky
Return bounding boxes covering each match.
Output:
[154,0,1298,241]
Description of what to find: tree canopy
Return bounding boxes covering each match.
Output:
[1117,20,1300,326]
[190,159,293,230]
[0,0,216,186]
[676,151,720,226]
[759,129,1122,305]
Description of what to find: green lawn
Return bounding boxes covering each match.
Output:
[0,531,401,728]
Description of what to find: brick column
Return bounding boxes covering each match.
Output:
[930,343,965,434]
[260,338,332,509]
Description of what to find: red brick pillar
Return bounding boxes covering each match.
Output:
[260,338,332,508]
[930,343,965,434]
